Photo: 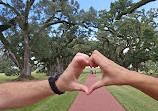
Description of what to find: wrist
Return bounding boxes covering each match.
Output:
[48,73,65,95]
[55,75,65,92]
[127,71,143,86]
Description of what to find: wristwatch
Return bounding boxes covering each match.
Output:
[48,72,65,95]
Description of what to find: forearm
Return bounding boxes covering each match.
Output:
[0,80,54,110]
[128,71,158,101]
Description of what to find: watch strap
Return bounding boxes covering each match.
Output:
[48,72,65,95]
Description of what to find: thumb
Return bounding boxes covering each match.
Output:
[88,80,104,95]
[77,83,89,94]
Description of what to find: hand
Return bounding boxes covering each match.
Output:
[56,53,90,94]
[88,50,132,94]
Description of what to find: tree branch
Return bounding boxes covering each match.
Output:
[116,0,156,20]
[102,26,125,38]
[24,0,35,22]
[51,38,74,64]
[0,25,12,32]
[45,16,55,24]
[50,25,74,64]
[45,10,62,24]
[0,1,20,16]
[38,20,73,33]
[0,32,22,68]
[0,17,19,32]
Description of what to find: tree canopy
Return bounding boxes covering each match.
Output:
[0,0,157,78]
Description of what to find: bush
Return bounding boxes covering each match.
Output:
[5,68,19,76]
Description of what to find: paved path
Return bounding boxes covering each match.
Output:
[69,74,125,111]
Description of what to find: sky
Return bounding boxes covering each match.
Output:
[75,0,158,44]
[76,0,158,11]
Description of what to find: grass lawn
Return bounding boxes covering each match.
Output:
[96,73,158,111]
[0,73,18,83]
[1,69,158,111]
[0,73,49,83]
[1,72,88,111]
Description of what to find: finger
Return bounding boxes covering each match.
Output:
[89,61,94,68]
[75,56,90,68]
[92,50,106,59]
[77,84,89,94]
[89,52,104,69]
[76,53,89,59]
[73,53,90,67]
[88,80,104,94]
[92,50,121,69]
[91,50,111,64]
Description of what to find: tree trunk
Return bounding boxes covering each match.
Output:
[20,20,32,78]
[132,66,138,72]
[132,63,139,72]
[0,1,35,79]
[20,64,32,77]
[21,43,32,76]
[106,39,110,58]
[46,64,54,76]
[0,30,33,78]
[56,57,64,73]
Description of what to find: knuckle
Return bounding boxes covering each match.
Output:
[74,56,79,61]
[91,53,97,60]
[74,56,82,62]
[93,53,97,58]
[93,50,98,54]
[76,53,81,56]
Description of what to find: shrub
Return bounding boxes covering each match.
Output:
[5,68,19,76]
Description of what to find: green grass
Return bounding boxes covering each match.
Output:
[96,73,158,111]
[0,73,18,83]
[31,72,49,80]
[83,67,101,73]
[3,72,88,111]
[0,68,99,83]
[0,73,49,83]
[1,69,158,111]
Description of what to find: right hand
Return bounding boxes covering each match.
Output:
[56,53,90,94]
[88,50,132,94]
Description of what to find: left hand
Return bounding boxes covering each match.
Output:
[88,50,132,94]
[56,53,90,94]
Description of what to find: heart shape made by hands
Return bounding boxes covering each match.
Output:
[58,50,129,95]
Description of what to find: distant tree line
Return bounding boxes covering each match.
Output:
[0,0,157,78]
